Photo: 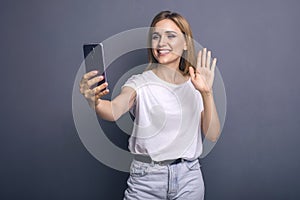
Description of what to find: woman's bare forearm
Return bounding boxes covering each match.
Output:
[95,99,116,121]
[201,92,221,142]
[95,87,136,122]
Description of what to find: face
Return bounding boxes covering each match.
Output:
[151,19,187,67]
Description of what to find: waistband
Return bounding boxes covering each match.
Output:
[134,154,189,166]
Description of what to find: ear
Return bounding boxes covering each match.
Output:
[183,41,187,50]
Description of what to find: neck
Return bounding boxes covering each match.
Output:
[153,64,188,84]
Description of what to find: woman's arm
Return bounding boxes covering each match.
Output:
[95,86,136,121]
[189,48,221,142]
[79,70,136,121]
[201,92,220,142]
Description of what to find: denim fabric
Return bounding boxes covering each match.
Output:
[123,159,204,200]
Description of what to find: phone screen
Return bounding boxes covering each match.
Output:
[83,43,106,87]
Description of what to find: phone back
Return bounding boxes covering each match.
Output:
[83,43,106,75]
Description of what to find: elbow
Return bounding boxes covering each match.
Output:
[203,127,221,143]
[95,110,119,122]
[105,117,117,122]
[208,134,219,143]
[100,113,120,122]
[205,133,219,143]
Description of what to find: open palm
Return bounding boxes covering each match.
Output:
[189,48,217,94]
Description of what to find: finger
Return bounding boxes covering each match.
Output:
[80,76,87,86]
[83,89,94,99]
[81,71,98,87]
[80,81,91,95]
[196,51,202,69]
[79,86,85,94]
[201,48,207,67]
[83,70,98,80]
[96,89,110,99]
[211,58,217,73]
[207,50,211,69]
[93,82,108,94]
[189,66,195,79]
[80,77,88,89]
[87,75,104,88]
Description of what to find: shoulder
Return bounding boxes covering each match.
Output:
[127,70,152,83]
[122,70,153,90]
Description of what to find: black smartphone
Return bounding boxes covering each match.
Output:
[83,43,107,89]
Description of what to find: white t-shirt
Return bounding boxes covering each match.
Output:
[122,70,204,161]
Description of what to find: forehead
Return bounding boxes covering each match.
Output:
[153,19,182,33]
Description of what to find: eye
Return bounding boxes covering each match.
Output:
[167,34,176,39]
[152,34,160,40]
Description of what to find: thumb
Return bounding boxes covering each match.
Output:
[189,66,195,79]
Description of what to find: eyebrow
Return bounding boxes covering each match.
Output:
[152,31,178,35]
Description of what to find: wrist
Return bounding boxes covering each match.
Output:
[94,98,102,109]
[200,90,213,97]
[88,98,101,111]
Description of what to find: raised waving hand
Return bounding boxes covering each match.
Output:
[189,48,217,95]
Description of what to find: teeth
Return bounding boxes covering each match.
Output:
[158,50,170,54]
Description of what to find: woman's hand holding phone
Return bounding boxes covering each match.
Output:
[79,70,110,109]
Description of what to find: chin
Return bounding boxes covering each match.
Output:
[156,57,180,66]
[154,54,178,65]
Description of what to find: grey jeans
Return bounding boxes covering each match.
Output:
[123,159,205,200]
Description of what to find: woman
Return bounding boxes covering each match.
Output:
[80,11,220,200]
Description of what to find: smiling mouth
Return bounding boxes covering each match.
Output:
[157,49,171,56]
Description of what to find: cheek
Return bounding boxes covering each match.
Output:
[171,39,185,48]
[151,47,158,60]
[151,39,158,48]
[151,41,158,54]
[171,41,185,56]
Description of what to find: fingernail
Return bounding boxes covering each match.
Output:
[93,70,98,74]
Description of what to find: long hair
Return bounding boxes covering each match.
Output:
[147,11,196,75]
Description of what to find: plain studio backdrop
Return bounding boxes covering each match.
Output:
[1,0,300,199]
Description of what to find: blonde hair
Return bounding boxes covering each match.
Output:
[147,11,196,75]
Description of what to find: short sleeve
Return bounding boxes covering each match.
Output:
[121,74,141,91]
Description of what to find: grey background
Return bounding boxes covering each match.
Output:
[1,0,299,199]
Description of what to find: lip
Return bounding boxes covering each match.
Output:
[157,49,172,56]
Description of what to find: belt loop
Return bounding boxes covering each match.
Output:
[150,160,155,167]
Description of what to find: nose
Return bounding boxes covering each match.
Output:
[158,35,167,47]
